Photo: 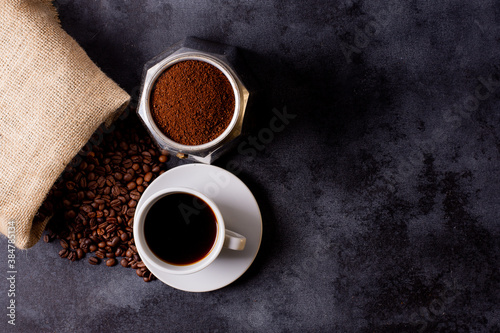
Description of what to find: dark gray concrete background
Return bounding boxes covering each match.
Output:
[1,0,499,332]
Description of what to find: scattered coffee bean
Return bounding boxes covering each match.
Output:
[88,257,100,265]
[110,236,120,248]
[115,247,123,257]
[40,116,168,282]
[106,258,116,267]
[120,233,129,242]
[59,249,69,258]
[120,258,129,267]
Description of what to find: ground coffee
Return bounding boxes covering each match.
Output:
[150,60,235,146]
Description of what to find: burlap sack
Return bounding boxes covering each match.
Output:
[0,0,130,248]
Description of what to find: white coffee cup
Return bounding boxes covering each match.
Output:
[134,187,246,275]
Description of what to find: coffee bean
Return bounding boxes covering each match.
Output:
[98,241,106,248]
[131,155,142,163]
[144,172,153,182]
[59,249,69,258]
[112,155,122,164]
[123,159,133,168]
[89,244,97,252]
[120,258,129,267]
[82,205,92,213]
[123,173,133,182]
[110,236,120,248]
[136,268,144,277]
[43,234,50,243]
[119,142,128,150]
[76,248,84,259]
[60,239,69,249]
[130,190,140,200]
[66,210,76,219]
[106,258,117,267]
[97,176,106,187]
[95,251,105,259]
[106,217,117,223]
[106,224,117,233]
[159,155,167,163]
[88,257,100,265]
[126,208,135,217]
[110,199,121,208]
[77,191,85,201]
[120,233,129,242]
[143,276,151,282]
[95,166,106,176]
[115,248,124,257]
[106,252,116,258]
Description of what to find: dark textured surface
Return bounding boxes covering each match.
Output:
[1,0,500,332]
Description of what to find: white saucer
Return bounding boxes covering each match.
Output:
[136,164,262,292]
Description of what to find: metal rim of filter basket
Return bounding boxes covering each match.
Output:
[143,52,242,154]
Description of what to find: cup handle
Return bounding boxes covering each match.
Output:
[223,230,246,251]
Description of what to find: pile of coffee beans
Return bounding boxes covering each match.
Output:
[37,114,169,282]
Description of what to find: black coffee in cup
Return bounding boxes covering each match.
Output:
[144,192,217,265]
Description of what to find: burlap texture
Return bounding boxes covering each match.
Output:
[0,0,130,248]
